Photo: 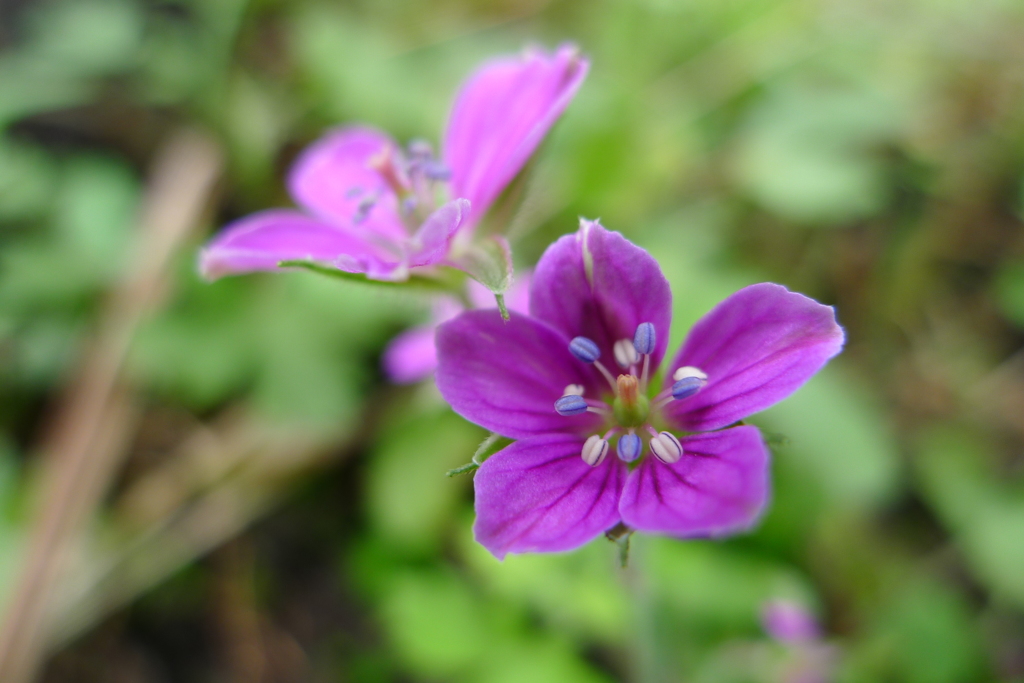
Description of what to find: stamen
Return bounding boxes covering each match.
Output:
[581,435,609,467]
[554,394,588,416]
[368,145,409,196]
[422,160,452,181]
[401,196,418,216]
[673,366,708,382]
[407,139,433,159]
[569,336,600,363]
[617,433,642,463]
[593,361,619,392]
[633,322,656,355]
[569,336,618,390]
[649,431,683,464]
[345,186,363,199]
[563,384,585,396]
[671,376,704,400]
[353,196,377,224]
[613,339,639,368]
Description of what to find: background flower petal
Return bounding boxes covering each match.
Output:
[435,310,603,439]
[529,219,672,369]
[664,283,845,431]
[408,198,469,267]
[473,434,625,560]
[381,325,439,384]
[443,45,589,229]
[287,126,407,242]
[198,210,381,280]
[619,425,770,537]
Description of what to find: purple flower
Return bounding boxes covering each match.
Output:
[761,600,822,644]
[199,46,589,282]
[435,220,844,558]
[382,272,532,384]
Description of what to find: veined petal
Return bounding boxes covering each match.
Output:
[287,126,407,242]
[530,219,672,369]
[665,283,845,431]
[436,310,603,440]
[474,434,626,560]
[443,45,589,229]
[198,210,382,280]
[408,198,469,268]
[619,426,770,538]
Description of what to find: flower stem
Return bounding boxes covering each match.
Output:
[624,534,661,683]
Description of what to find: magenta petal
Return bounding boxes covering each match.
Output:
[287,126,407,242]
[382,325,439,384]
[665,283,845,431]
[408,198,469,268]
[436,310,603,439]
[198,210,381,280]
[473,434,626,559]
[443,45,589,228]
[619,426,770,538]
[530,219,673,369]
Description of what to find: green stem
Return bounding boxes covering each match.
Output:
[623,534,660,683]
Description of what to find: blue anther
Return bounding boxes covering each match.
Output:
[407,139,433,159]
[423,160,452,181]
[401,196,418,215]
[353,197,376,224]
[568,336,601,363]
[554,394,589,416]
[671,376,704,400]
[633,322,656,355]
[617,433,642,463]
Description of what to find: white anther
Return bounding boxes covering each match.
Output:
[673,365,708,382]
[563,384,585,396]
[613,339,640,368]
[581,435,609,467]
[650,432,683,464]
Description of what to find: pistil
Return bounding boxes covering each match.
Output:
[612,374,649,427]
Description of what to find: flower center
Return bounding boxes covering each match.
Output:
[554,322,708,467]
[363,139,452,234]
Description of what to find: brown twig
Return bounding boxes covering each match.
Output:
[0,129,222,683]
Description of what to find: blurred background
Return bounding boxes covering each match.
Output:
[1,0,1023,681]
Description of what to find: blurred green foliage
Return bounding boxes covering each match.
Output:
[1,0,1024,681]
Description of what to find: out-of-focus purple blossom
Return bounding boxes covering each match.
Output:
[382,272,532,384]
[199,46,588,282]
[435,219,844,559]
[761,599,838,683]
[762,600,822,644]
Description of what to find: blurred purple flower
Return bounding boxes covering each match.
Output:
[435,220,844,559]
[761,599,837,683]
[383,272,532,384]
[762,600,822,644]
[199,46,588,281]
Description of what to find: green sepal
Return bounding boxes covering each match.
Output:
[450,236,514,320]
[445,432,513,477]
[605,522,634,568]
[278,260,461,293]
